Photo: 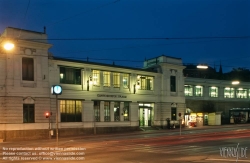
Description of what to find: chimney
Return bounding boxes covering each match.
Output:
[44,26,46,34]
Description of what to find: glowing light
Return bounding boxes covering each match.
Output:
[3,42,14,50]
[197,65,208,69]
[232,81,240,85]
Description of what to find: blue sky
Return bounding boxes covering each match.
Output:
[0,0,249,72]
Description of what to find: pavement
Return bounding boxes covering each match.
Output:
[1,123,249,144]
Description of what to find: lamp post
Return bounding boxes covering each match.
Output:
[51,85,62,146]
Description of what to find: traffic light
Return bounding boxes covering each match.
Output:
[45,112,52,118]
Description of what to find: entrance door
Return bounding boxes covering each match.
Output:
[139,108,151,126]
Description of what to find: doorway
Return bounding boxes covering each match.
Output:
[139,108,152,126]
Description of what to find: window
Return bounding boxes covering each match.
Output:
[114,102,120,121]
[60,67,81,84]
[104,102,110,121]
[194,86,203,97]
[124,102,130,121]
[92,70,100,86]
[23,104,35,123]
[123,74,130,88]
[138,75,153,90]
[103,71,110,87]
[209,86,218,97]
[60,100,82,122]
[171,107,176,120]
[22,58,34,81]
[236,88,247,98]
[113,72,120,88]
[224,87,234,98]
[94,101,100,122]
[184,85,193,96]
[170,76,176,92]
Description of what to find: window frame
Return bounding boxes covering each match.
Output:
[60,100,82,122]
[22,57,34,81]
[23,104,35,123]
[209,86,218,97]
[113,72,120,88]
[184,85,193,96]
[59,67,81,85]
[194,86,203,97]
[170,76,176,92]
[138,75,154,90]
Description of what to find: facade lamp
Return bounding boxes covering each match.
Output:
[197,65,208,69]
[232,81,240,85]
[3,42,14,51]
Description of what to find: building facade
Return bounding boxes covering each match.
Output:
[0,27,186,140]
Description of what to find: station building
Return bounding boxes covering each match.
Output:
[1,27,249,141]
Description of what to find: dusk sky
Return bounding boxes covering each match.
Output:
[0,0,249,72]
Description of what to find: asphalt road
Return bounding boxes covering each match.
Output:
[1,124,250,163]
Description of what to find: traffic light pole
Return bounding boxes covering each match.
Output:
[56,95,58,146]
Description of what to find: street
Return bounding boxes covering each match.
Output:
[1,124,250,163]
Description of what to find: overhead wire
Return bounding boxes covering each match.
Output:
[17,0,31,38]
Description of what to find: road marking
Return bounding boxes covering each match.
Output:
[206,158,250,162]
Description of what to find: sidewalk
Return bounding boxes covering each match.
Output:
[1,123,249,144]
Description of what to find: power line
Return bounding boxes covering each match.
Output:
[18,0,31,38]
[20,36,250,41]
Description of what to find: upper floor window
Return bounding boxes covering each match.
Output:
[113,72,120,88]
[224,87,234,98]
[92,70,100,86]
[138,75,153,90]
[236,88,247,98]
[22,57,34,81]
[184,85,193,96]
[170,76,176,92]
[60,67,81,85]
[209,86,218,97]
[103,71,110,87]
[194,86,203,97]
[123,74,130,88]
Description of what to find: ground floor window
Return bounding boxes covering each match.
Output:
[171,107,177,120]
[104,101,110,121]
[114,102,120,121]
[230,111,249,123]
[94,101,100,122]
[123,102,129,121]
[60,100,82,122]
[23,104,35,123]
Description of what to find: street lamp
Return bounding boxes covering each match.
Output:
[197,64,208,69]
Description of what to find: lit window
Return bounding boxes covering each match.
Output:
[137,75,153,90]
[185,85,193,96]
[236,88,247,98]
[60,67,81,85]
[60,100,82,122]
[123,74,130,88]
[124,102,130,121]
[103,71,110,87]
[194,86,203,97]
[209,86,218,97]
[114,102,120,121]
[224,87,234,98]
[113,72,120,88]
[92,70,100,86]
[104,102,110,122]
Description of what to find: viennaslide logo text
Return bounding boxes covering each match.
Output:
[219,143,248,162]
